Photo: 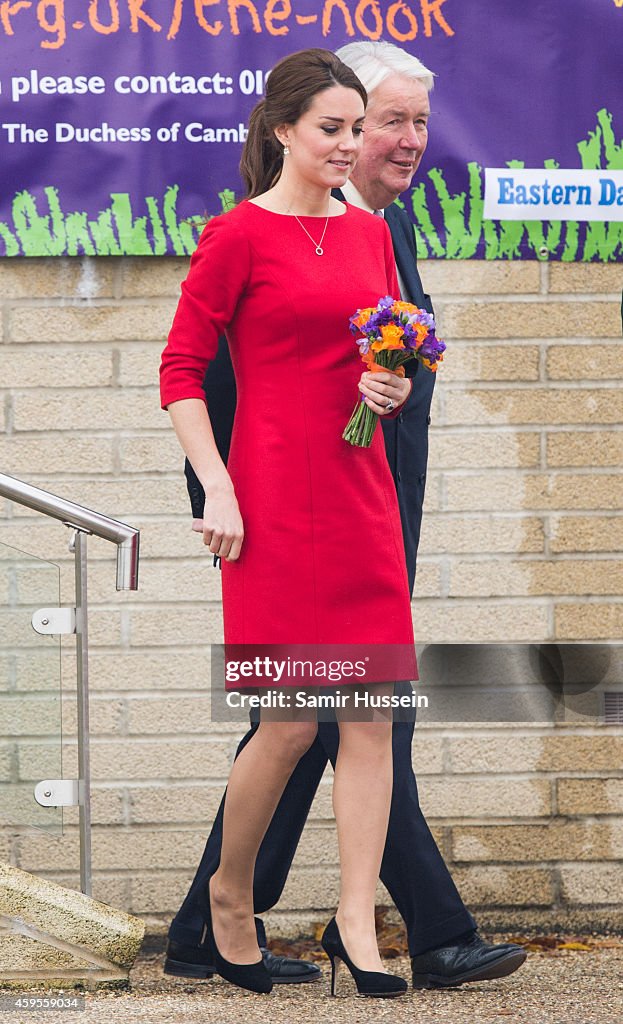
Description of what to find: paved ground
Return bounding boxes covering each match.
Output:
[2,934,621,1024]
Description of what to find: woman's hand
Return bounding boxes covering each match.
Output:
[358,370,412,415]
[202,481,244,561]
[166,399,244,559]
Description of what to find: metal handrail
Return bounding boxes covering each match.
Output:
[0,471,140,895]
[0,473,139,590]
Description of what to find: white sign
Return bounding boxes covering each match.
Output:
[484,168,623,221]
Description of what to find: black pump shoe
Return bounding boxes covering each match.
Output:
[321,917,407,998]
[197,881,273,994]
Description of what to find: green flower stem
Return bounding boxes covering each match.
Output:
[342,398,377,447]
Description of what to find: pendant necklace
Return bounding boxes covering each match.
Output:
[287,205,329,255]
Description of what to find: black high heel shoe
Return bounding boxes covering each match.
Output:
[197,880,272,994]
[321,917,408,998]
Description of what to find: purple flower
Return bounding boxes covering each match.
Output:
[366,307,393,331]
[420,335,446,361]
[401,324,417,349]
[408,310,435,330]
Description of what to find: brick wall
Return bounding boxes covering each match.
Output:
[1,256,622,935]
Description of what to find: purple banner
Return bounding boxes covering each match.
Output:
[0,0,621,259]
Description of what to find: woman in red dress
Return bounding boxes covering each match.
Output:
[160,49,414,996]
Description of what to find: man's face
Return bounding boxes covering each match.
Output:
[351,74,430,210]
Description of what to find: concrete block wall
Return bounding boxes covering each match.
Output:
[1,255,622,935]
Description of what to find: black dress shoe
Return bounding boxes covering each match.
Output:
[164,939,321,985]
[411,932,527,989]
[259,948,322,985]
[164,940,216,979]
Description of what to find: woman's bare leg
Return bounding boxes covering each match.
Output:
[210,717,317,963]
[333,685,394,971]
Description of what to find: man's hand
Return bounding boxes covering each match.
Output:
[201,484,244,561]
[358,370,412,415]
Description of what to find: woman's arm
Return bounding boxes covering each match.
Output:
[160,213,250,560]
[167,397,244,561]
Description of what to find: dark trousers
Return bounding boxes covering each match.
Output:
[169,709,475,956]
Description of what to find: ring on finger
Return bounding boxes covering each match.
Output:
[386,398,395,413]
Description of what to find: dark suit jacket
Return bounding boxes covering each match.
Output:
[184,195,436,594]
[380,202,435,591]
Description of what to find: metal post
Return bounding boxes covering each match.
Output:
[0,473,139,898]
[73,531,92,897]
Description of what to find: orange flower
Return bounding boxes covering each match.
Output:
[420,355,442,372]
[370,323,405,352]
[362,353,406,376]
[392,300,419,316]
[412,322,429,348]
[351,307,376,330]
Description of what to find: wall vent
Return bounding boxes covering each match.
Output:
[603,692,623,725]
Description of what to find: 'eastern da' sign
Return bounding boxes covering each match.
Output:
[484,170,623,222]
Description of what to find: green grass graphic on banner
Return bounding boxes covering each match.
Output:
[410,109,623,262]
[0,185,208,258]
[0,111,621,260]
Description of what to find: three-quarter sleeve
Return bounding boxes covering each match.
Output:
[159,213,251,409]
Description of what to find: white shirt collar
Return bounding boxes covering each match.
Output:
[340,179,383,217]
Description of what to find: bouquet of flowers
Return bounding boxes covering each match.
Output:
[343,295,446,447]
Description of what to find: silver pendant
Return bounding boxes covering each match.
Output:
[315,246,324,255]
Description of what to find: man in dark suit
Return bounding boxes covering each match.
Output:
[165,41,526,989]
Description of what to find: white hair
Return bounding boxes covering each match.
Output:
[336,41,435,96]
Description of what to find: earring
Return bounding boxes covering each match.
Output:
[283,145,290,156]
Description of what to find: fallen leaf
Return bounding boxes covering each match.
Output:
[523,935,559,949]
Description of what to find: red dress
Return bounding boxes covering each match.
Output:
[160,201,415,666]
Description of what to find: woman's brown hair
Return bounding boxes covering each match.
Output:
[240,48,367,199]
